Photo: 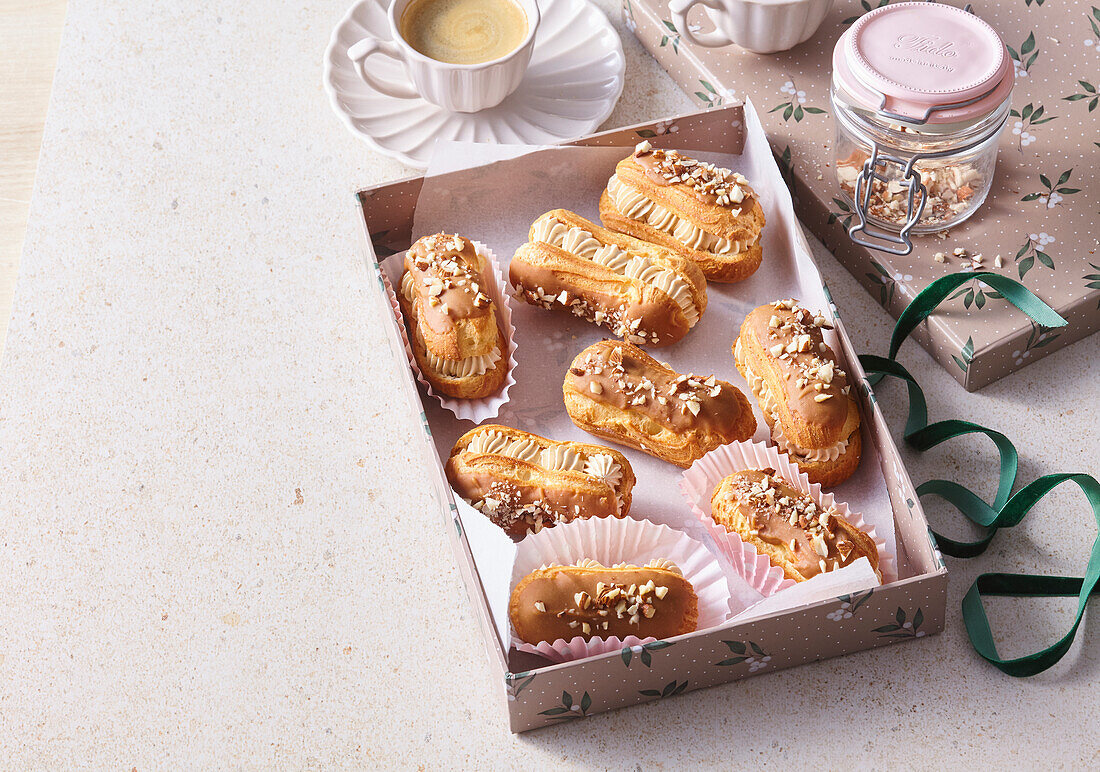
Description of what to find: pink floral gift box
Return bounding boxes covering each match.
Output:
[356,104,947,732]
[624,0,1100,390]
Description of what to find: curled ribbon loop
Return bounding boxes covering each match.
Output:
[858,271,1098,676]
[963,474,1100,677]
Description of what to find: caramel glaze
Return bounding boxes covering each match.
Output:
[635,149,680,185]
[448,461,618,537]
[630,141,754,209]
[404,233,492,340]
[510,563,698,643]
[566,340,749,434]
[508,256,687,346]
[712,469,878,582]
[741,300,851,438]
[634,150,714,204]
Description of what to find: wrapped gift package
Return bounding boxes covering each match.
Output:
[623,0,1100,390]
[356,103,947,732]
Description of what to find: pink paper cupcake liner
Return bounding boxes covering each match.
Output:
[380,240,517,422]
[509,516,738,664]
[679,440,896,597]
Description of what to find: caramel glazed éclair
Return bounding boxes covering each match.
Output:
[509,558,698,643]
[735,299,861,485]
[564,340,755,467]
[398,233,505,398]
[444,425,635,537]
[711,469,880,583]
[599,141,765,283]
[509,210,707,347]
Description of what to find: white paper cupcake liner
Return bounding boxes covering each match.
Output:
[679,440,897,597]
[380,240,518,422]
[510,516,737,664]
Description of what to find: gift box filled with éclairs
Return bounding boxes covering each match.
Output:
[623,0,1100,391]
[356,103,947,733]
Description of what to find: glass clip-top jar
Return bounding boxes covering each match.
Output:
[830,2,1015,255]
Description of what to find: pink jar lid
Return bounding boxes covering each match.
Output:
[833,2,1014,125]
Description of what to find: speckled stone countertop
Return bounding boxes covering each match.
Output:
[1,1,1097,767]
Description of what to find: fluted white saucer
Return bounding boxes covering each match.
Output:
[323,0,625,168]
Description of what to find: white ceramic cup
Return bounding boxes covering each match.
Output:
[346,0,540,113]
[670,0,834,54]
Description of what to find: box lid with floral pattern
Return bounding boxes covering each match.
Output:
[623,0,1100,390]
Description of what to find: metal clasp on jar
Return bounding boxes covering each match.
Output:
[848,145,927,256]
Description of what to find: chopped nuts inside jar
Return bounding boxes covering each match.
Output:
[836,150,984,229]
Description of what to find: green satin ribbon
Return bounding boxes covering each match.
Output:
[857,271,1100,676]
[962,474,1100,677]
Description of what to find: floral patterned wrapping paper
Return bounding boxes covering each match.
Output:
[624,0,1100,391]
[356,105,948,732]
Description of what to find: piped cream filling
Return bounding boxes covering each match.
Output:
[607,175,759,256]
[531,218,700,326]
[414,323,501,379]
[465,429,624,508]
[538,443,586,473]
[401,269,416,303]
[735,339,849,464]
[403,270,501,379]
[638,557,683,575]
[582,453,623,489]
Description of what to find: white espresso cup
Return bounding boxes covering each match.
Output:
[346,0,540,113]
[670,0,834,54]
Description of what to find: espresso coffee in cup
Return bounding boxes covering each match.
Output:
[399,0,529,65]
